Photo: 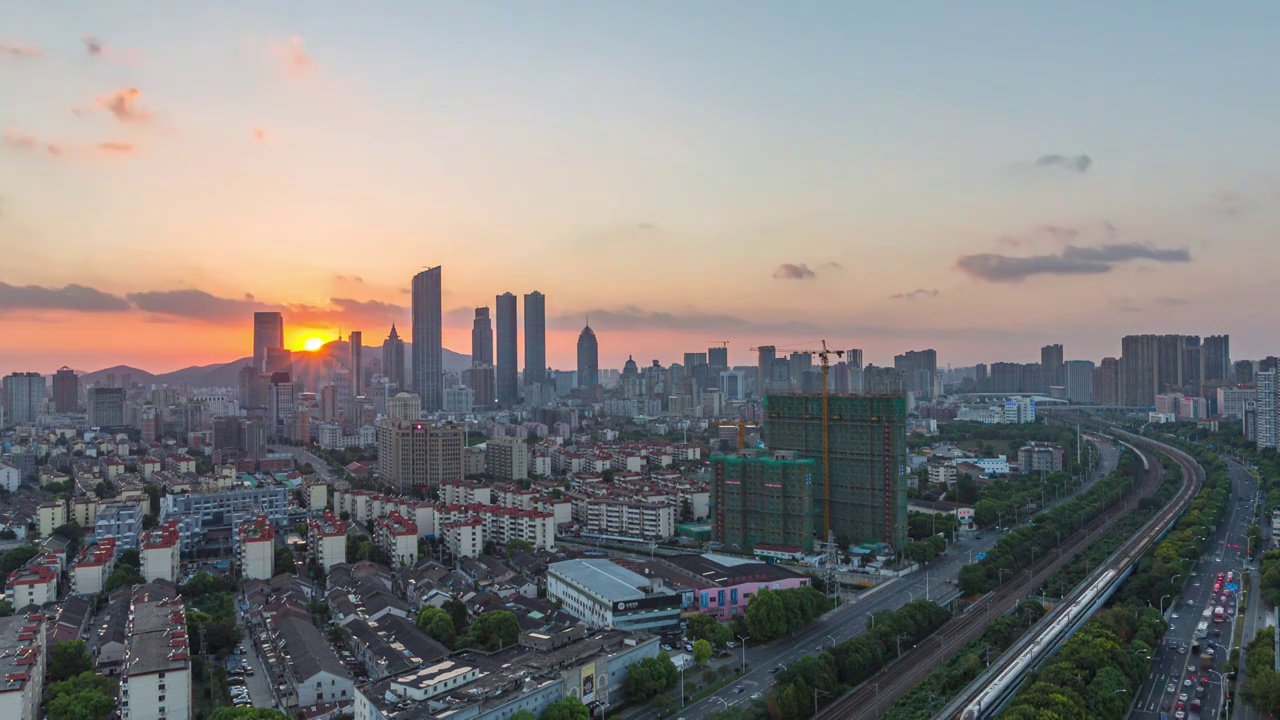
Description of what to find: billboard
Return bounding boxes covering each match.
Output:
[581,662,596,704]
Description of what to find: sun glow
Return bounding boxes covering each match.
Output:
[303,337,324,352]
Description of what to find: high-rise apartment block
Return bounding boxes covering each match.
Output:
[349,330,364,396]
[308,511,348,572]
[762,394,907,549]
[461,367,496,410]
[524,291,547,389]
[253,311,284,372]
[411,267,443,412]
[51,367,78,413]
[1040,344,1064,391]
[712,450,816,552]
[708,346,728,370]
[1201,335,1231,384]
[485,435,529,481]
[1064,360,1095,404]
[139,520,181,584]
[893,349,938,399]
[756,346,776,395]
[235,515,275,580]
[2,372,45,427]
[377,420,464,490]
[577,322,599,388]
[87,387,126,427]
[471,307,493,367]
[1120,334,1209,407]
[1094,357,1120,405]
[495,292,518,405]
[381,324,406,390]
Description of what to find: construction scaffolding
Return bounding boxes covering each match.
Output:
[762,394,908,552]
[711,451,816,552]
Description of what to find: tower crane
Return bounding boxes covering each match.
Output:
[709,420,760,450]
[750,340,844,537]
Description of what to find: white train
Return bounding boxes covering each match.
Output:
[958,569,1119,719]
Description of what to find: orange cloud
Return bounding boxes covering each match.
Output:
[97,142,136,155]
[98,88,153,123]
[4,131,61,156]
[0,41,41,59]
[252,128,266,140]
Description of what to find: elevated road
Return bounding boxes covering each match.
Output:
[815,430,1199,720]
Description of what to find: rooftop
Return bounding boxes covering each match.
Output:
[548,559,658,602]
[0,614,42,691]
[123,598,188,676]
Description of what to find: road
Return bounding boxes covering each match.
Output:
[1227,459,1269,720]
[271,444,337,481]
[1130,458,1259,720]
[640,441,1120,720]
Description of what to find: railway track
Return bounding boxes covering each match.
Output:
[816,431,1201,720]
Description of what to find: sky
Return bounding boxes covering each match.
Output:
[2,1,1278,376]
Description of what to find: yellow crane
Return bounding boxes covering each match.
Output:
[710,420,759,450]
[750,340,844,537]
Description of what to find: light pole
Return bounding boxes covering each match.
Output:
[1170,574,1182,587]
[867,612,875,630]
[827,634,837,649]
[736,635,748,673]
[1160,594,1171,616]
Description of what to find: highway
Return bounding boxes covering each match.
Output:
[1130,457,1260,720]
[640,441,1120,720]
[270,444,338,482]
[924,429,1203,720]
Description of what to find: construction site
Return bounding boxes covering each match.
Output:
[761,394,909,552]
[711,450,816,552]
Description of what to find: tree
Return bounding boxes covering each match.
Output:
[52,522,84,554]
[505,538,534,555]
[693,639,712,666]
[295,522,309,537]
[116,548,141,569]
[510,711,536,720]
[460,610,520,651]
[0,600,12,617]
[686,613,733,648]
[104,564,144,592]
[274,546,297,575]
[442,598,470,634]
[416,606,457,648]
[623,652,679,702]
[540,696,589,720]
[0,544,37,575]
[0,529,16,540]
[679,497,694,523]
[45,671,116,720]
[49,640,93,682]
[209,709,292,720]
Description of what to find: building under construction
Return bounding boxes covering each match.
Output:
[762,394,908,551]
[712,450,816,552]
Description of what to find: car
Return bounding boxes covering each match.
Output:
[1172,613,1179,618]
[735,687,745,694]
[1179,692,1188,702]
[246,667,254,676]
[661,644,671,651]
[1189,665,1197,674]
[1166,683,1177,693]
[1170,623,1177,630]
[772,665,784,674]
[684,644,693,652]
[1184,678,1193,687]
[750,692,762,700]
[1175,712,1186,720]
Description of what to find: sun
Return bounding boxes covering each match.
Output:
[303,337,325,352]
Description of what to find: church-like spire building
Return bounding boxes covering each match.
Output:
[577,320,599,388]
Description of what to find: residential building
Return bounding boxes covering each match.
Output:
[762,394,908,550]
[350,330,365,397]
[577,322,599,389]
[38,501,67,538]
[52,367,79,413]
[524,291,547,390]
[376,420,464,490]
[269,615,354,707]
[443,518,483,560]
[547,559,681,632]
[0,614,45,720]
[1259,371,1277,450]
[95,502,145,550]
[72,538,117,596]
[88,387,127,427]
[375,511,419,566]
[1040,344,1064,391]
[495,292,518,405]
[1064,360,1094,403]
[253,311,285,373]
[711,450,815,552]
[0,463,19,493]
[382,324,406,391]
[5,562,58,608]
[1202,335,1231,384]
[926,461,957,488]
[461,366,496,410]
[308,511,348,573]
[1017,442,1064,473]
[120,596,192,720]
[485,435,528,481]
[1094,357,1120,405]
[411,267,444,411]
[1218,386,1254,419]
[2,373,45,427]
[386,392,421,422]
[893,349,938,399]
[140,521,181,584]
[1002,396,1036,424]
[443,386,474,414]
[235,515,275,580]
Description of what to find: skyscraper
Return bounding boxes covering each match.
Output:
[349,331,363,396]
[382,325,406,390]
[253,312,284,372]
[496,293,518,405]
[1202,335,1231,384]
[524,291,546,389]
[2,372,45,426]
[893,349,938,399]
[411,267,443,412]
[1094,357,1120,406]
[1064,360,1095,403]
[756,346,776,395]
[87,387,126,427]
[52,367,78,413]
[577,321,599,388]
[1040,344,1064,391]
[471,307,493,367]
[708,346,728,370]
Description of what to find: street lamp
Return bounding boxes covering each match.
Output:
[827,634,837,649]
[1170,574,1182,587]
[1160,594,1171,616]
[867,612,875,630]
[736,635,748,674]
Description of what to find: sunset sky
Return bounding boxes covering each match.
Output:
[2,2,1278,376]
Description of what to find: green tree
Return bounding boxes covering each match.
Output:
[0,545,38,575]
[442,598,470,633]
[0,600,12,617]
[746,587,787,641]
[116,548,141,569]
[505,538,534,555]
[104,564,144,592]
[415,606,457,648]
[686,613,733,648]
[209,709,292,720]
[51,522,84,554]
[274,546,296,575]
[460,610,520,651]
[622,652,679,702]
[295,522,309,537]
[540,696,589,720]
[693,639,712,666]
[48,640,93,682]
[510,711,536,720]
[45,671,116,720]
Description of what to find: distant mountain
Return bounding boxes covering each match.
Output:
[78,342,471,389]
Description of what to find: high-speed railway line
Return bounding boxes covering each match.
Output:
[814,429,1201,720]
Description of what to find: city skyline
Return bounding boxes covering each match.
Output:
[4,3,1280,374]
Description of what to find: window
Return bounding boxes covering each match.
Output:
[158,672,166,679]
[158,695,165,702]
[158,684,165,691]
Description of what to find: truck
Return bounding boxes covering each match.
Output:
[1200,653,1213,670]
[1214,606,1225,623]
